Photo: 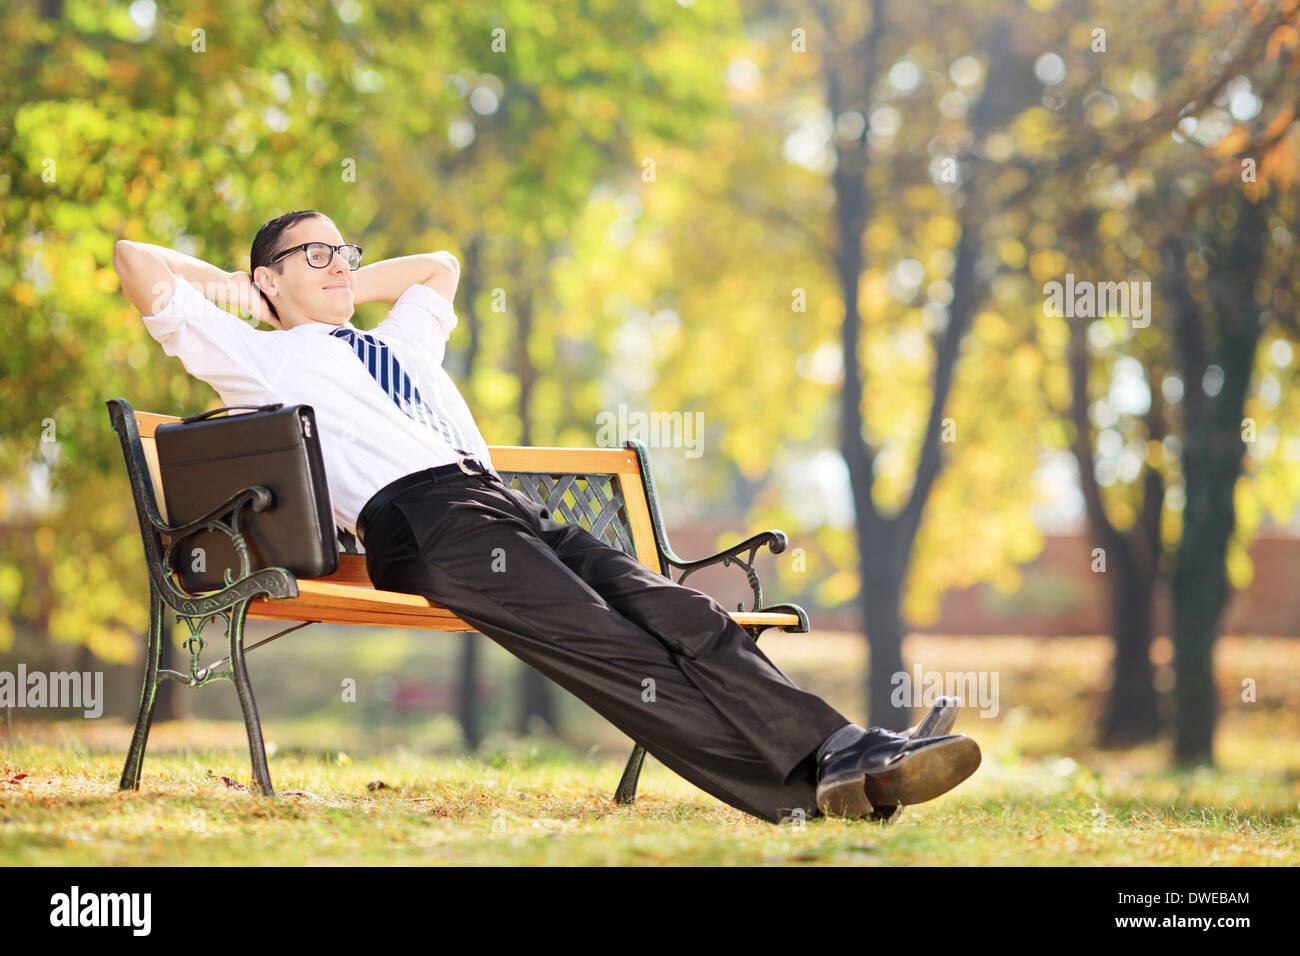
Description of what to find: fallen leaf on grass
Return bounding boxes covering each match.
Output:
[2,774,28,785]
[204,772,251,792]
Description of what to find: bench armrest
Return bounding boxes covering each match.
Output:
[161,485,273,541]
[107,398,298,612]
[160,485,274,589]
[662,529,788,613]
[662,528,786,572]
[622,439,798,617]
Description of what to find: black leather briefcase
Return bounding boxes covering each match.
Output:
[155,403,339,592]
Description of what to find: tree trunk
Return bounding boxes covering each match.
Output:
[1068,312,1164,747]
[858,519,908,729]
[1170,535,1224,763]
[457,633,481,751]
[1098,548,1160,746]
[1170,356,1254,763]
[1167,202,1265,764]
[519,667,559,736]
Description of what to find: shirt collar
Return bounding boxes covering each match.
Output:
[286,319,357,335]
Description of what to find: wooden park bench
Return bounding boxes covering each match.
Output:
[106,397,811,805]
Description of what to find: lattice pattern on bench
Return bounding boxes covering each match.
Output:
[498,471,635,555]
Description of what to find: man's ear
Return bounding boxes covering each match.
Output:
[250,266,282,327]
[252,265,276,296]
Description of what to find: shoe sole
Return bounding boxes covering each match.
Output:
[816,735,981,820]
[863,735,981,807]
[880,699,962,820]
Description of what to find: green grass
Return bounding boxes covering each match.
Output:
[2,632,1298,865]
[1,719,1296,866]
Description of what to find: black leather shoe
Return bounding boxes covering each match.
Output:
[815,727,980,820]
[870,697,963,821]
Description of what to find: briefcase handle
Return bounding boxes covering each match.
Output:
[180,403,285,424]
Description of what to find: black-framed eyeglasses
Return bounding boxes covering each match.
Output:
[269,242,364,271]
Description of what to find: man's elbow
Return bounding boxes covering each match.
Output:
[422,251,461,302]
[112,239,134,275]
[113,240,139,299]
[430,250,460,280]
[114,239,153,289]
[113,240,171,315]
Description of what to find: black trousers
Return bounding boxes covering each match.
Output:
[360,468,852,824]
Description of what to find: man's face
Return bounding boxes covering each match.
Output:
[255,216,356,328]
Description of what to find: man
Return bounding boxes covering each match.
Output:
[113,209,982,825]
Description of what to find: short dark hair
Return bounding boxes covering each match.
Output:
[250,209,328,322]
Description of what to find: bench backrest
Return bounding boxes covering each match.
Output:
[116,403,667,585]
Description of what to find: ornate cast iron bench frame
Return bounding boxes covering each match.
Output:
[107,397,811,806]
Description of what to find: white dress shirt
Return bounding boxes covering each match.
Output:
[141,259,495,540]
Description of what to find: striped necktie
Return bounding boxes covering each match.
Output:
[330,326,475,456]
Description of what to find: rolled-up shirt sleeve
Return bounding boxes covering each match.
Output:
[374,262,459,367]
[142,279,273,398]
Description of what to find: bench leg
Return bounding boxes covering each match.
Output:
[120,587,165,790]
[614,745,648,804]
[227,598,275,796]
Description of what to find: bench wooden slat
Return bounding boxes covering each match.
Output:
[245,589,803,633]
[485,446,640,475]
[248,603,480,631]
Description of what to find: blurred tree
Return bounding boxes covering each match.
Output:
[1165,191,1294,762]
[1025,0,1300,754]
[618,1,1075,728]
[677,0,1056,727]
